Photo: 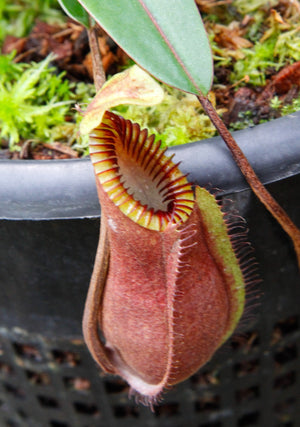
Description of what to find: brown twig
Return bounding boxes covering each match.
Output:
[197,93,300,269]
[19,139,33,159]
[42,142,79,158]
[87,23,106,91]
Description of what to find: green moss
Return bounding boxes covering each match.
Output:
[274,27,300,64]
[231,38,278,86]
[231,22,300,86]
[0,52,95,152]
[227,2,300,86]
[232,0,279,14]
[271,94,300,116]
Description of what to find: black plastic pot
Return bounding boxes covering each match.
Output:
[0,113,299,427]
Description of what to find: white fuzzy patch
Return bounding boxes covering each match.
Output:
[105,342,164,400]
[107,217,117,232]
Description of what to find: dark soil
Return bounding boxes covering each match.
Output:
[218,61,300,126]
[2,20,128,85]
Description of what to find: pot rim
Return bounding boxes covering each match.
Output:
[1,112,300,220]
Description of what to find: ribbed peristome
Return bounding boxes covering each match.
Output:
[89,111,195,231]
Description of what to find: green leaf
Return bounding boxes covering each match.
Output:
[78,0,213,95]
[58,0,90,27]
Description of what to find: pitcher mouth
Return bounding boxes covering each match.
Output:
[89,111,195,231]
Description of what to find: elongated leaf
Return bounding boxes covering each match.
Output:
[77,0,213,95]
[58,0,90,27]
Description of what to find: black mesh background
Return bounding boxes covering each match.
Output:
[0,314,298,427]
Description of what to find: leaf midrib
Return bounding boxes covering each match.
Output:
[138,0,202,95]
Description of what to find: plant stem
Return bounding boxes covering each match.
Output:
[87,25,106,91]
[83,19,112,367]
[197,93,300,270]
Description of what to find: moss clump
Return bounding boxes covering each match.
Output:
[232,0,279,14]
[0,52,95,153]
[271,94,300,116]
[232,38,278,86]
[231,22,300,86]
